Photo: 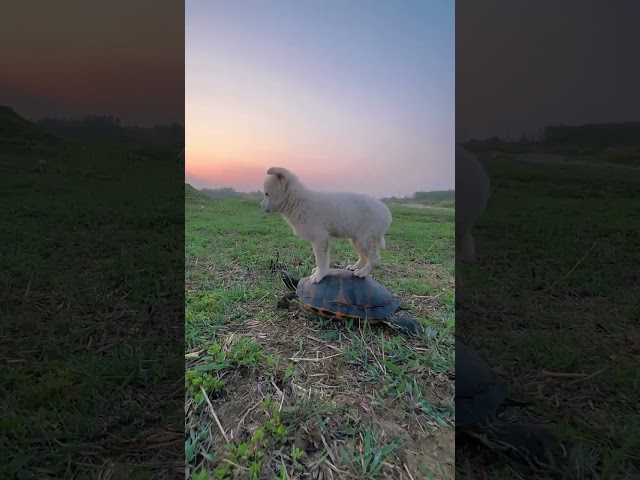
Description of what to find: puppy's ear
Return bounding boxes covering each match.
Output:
[267,167,292,183]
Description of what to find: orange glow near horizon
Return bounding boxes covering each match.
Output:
[186,2,455,198]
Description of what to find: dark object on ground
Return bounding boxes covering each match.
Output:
[278,269,424,336]
[456,338,566,467]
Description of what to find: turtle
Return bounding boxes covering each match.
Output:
[277,268,424,336]
[455,337,566,468]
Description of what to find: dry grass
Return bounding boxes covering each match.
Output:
[455,150,640,479]
[185,190,455,479]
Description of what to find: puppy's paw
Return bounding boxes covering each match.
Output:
[311,266,317,274]
[353,266,372,278]
[310,271,327,283]
[347,261,366,271]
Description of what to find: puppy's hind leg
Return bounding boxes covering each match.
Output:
[347,238,368,271]
[353,236,380,278]
[459,228,477,263]
[309,236,331,283]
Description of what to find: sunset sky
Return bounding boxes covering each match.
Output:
[456,0,640,141]
[1,0,184,126]
[186,1,454,198]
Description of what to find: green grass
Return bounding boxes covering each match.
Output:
[456,149,640,478]
[0,140,184,478]
[185,188,455,479]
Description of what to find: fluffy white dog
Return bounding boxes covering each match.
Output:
[260,167,392,284]
[455,145,490,293]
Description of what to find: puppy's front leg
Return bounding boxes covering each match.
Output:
[310,237,330,283]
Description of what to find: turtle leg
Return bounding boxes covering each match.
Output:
[277,291,298,310]
[481,422,566,468]
[385,316,423,336]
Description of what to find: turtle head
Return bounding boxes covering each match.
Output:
[281,270,300,291]
[390,317,424,336]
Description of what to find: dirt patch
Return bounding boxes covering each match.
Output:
[186,304,454,479]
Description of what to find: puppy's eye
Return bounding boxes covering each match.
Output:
[265,193,268,196]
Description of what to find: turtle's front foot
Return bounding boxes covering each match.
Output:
[277,297,291,309]
[392,317,424,336]
[277,291,297,310]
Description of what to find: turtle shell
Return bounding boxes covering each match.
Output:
[296,269,400,321]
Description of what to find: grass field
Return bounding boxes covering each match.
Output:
[456,149,640,478]
[1,139,184,478]
[185,187,456,479]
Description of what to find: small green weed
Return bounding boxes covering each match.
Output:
[185,193,455,478]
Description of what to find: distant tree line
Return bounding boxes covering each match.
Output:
[413,190,455,201]
[200,187,262,199]
[542,122,640,147]
[379,191,454,202]
[37,115,184,144]
[201,187,237,198]
[199,187,454,202]
[464,121,640,150]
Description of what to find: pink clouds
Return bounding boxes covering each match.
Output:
[185,152,402,197]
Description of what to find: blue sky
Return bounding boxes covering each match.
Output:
[186,1,454,197]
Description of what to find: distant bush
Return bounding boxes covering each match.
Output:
[36,114,183,146]
[462,121,640,152]
[201,187,238,198]
[414,190,455,202]
[543,122,640,147]
[197,188,264,199]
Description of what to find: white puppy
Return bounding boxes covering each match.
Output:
[260,167,392,284]
[455,145,490,293]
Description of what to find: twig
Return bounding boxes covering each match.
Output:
[221,459,248,470]
[320,435,349,476]
[236,400,261,434]
[200,386,230,443]
[23,269,35,298]
[411,294,439,300]
[539,370,591,379]
[419,240,438,260]
[278,388,285,413]
[567,367,606,385]
[320,434,338,464]
[306,335,344,354]
[403,463,416,480]
[270,379,285,401]
[538,239,598,295]
[288,352,343,362]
